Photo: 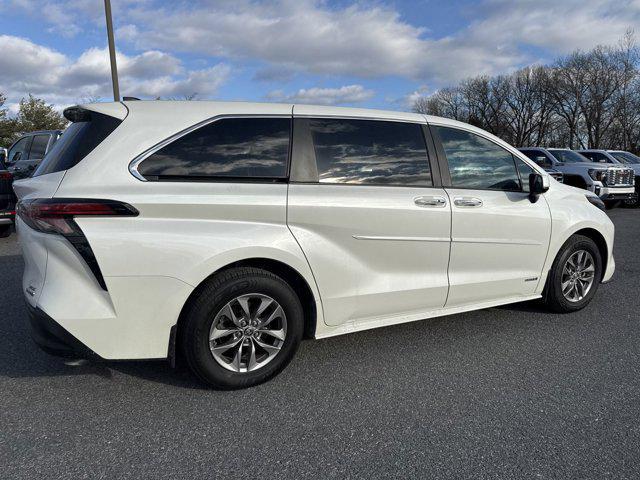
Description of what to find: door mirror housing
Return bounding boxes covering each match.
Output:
[529,173,549,202]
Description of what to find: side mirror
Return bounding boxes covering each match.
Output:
[12,151,22,163]
[529,173,549,203]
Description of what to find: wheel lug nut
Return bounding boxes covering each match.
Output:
[240,321,246,327]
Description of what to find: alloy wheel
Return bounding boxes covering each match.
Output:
[561,250,596,302]
[208,294,287,373]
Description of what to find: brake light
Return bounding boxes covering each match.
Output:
[0,171,12,180]
[16,199,138,291]
[17,199,138,235]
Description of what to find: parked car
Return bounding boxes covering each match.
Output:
[519,147,635,208]
[5,130,62,180]
[578,149,640,207]
[14,102,615,389]
[0,166,13,238]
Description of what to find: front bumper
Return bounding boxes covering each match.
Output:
[26,303,100,359]
[593,185,635,200]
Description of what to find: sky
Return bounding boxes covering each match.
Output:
[1,0,640,114]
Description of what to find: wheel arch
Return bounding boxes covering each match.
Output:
[573,227,608,280]
[172,257,320,364]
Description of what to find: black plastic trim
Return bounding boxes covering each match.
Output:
[27,303,101,359]
[426,124,452,187]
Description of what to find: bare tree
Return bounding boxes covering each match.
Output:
[413,34,640,153]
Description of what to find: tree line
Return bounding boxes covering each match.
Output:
[414,33,640,153]
[0,94,67,148]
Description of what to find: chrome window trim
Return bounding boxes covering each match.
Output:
[128,114,292,182]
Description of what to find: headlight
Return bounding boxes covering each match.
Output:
[586,194,606,211]
[588,169,607,181]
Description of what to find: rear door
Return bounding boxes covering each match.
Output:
[432,125,551,307]
[287,114,451,327]
[23,134,52,176]
[6,136,32,179]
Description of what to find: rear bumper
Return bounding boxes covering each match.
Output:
[26,303,100,359]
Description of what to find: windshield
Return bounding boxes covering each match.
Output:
[609,151,640,165]
[548,149,591,163]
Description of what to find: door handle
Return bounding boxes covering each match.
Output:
[414,195,447,207]
[454,197,483,207]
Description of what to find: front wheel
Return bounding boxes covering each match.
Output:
[180,267,304,389]
[0,224,11,238]
[543,235,602,313]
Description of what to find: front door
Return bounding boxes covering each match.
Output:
[288,116,452,327]
[432,125,552,307]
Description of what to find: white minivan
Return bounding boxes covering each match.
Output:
[14,101,615,389]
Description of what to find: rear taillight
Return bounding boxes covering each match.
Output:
[0,171,12,180]
[17,199,138,235]
[17,199,138,290]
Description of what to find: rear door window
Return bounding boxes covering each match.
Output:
[35,111,121,177]
[28,135,50,159]
[136,117,291,181]
[307,118,432,186]
[7,137,31,165]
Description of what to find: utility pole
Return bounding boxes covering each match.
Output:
[104,0,120,101]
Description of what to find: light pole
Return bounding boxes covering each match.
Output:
[104,0,120,101]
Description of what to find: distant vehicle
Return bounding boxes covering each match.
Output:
[0,131,62,235]
[519,147,635,208]
[15,101,615,389]
[0,166,13,237]
[578,149,640,207]
[5,130,62,180]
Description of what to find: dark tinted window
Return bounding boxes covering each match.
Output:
[308,119,431,186]
[7,137,31,165]
[35,111,121,176]
[521,150,552,168]
[138,118,291,180]
[437,127,520,191]
[609,151,640,164]
[28,135,50,159]
[580,151,610,163]
[547,149,590,163]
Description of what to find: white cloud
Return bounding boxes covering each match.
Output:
[398,86,430,109]
[115,0,640,85]
[0,36,230,108]
[5,0,640,112]
[267,85,375,105]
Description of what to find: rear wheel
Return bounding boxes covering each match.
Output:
[181,267,303,389]
[543,235,602,313]
[0,225,10,238]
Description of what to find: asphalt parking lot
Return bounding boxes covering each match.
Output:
[1,209,639,479]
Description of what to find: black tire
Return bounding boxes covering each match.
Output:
[180,267,303,389]
[0,225,11,238]
[604,200,620,210]
[543,235,602,313]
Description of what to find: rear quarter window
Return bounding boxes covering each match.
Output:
[136,117,291,181]
[34,112,121,177]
